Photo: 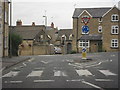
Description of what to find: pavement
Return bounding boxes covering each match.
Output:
[1,56,31,71]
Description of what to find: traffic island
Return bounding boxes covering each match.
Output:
[73,58,93,63]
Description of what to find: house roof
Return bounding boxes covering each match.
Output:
[56,29,72,41]
[73,7,112,18]
[10,26,46,40]
[78,34,102,41]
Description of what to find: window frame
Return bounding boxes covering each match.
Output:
[111,39,118,48]
[111,25,119,34]
[111,14,119,22]
[79,40,90,48]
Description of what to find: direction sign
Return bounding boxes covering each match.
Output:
[82,25,89,33]
[82,48,86,52]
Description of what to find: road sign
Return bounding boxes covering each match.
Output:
[82,25,89,33]
[82,47,87,59]
[82,48,86,52]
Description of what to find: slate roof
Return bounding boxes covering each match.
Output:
[73,7,112,18]
[56,29,72,41]
[79,34,102,41]
[10,26,46,40]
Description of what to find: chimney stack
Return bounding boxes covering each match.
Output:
[51,22,54,28]
[32,22,35,26]
[16,20,22,26]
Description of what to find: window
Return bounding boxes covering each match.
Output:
[98,26,102,33]
[111,14,119,21]
[79,40,90,48]
[98,18,102,22]
[111,25,119,34]
[111,39,118,48]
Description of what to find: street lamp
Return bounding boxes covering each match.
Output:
[43,15,47,26]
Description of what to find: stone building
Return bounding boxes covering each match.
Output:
[72,6,120,53]
[10,20,55,56]
[55,29,73,54]
[0,0,9,57]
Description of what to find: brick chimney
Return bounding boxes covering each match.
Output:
[32,22,35,26]
[51,22,54,28]
[16,20,22,26]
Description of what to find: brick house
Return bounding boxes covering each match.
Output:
[72,6,120,53]
[0,0,9,57]
[10,20,55,56]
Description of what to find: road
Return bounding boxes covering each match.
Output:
[2,52,119,89]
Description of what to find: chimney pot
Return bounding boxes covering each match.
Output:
[32,22,35,26]
[16,20,22,26]
[51,22,54,28]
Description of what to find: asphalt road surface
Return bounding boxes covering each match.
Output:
[2,52,119,89]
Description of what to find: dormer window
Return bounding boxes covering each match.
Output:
[111,14,119,21]
[69,34,73,40]
[61,35,66,45]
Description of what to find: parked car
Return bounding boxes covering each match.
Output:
[54,47,62,54]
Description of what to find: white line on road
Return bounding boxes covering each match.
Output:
[41,61,49,64]
[23,63,27,66]
[54,70,67,76]
[76,69,93,76]
[34,80,55,83]
[4,81,23,84]
[99,70,117,76]
[28,58,35,62]
[2,71,20,77]
[27,71,43,77]
[82,81,104,90]
[95,79,113,82]
[66,79,84,82]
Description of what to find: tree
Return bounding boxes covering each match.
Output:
[9,33,22,56]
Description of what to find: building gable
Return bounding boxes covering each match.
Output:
[102,6,120,17]
[78,10,92,18]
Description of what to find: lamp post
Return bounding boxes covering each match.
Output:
[43,15,47,26]
[9,0,12,58]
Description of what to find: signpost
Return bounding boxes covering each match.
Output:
[81,16,90,59]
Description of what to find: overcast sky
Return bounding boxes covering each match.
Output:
[11,0,119,29]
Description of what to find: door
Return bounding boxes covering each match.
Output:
[67,43,72,54]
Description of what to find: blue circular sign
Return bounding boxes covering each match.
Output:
[82,25,89,33]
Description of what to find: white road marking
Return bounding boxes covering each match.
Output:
[95,79,113,82]
[28,58,35,62]
[82,81,103,89]
[66,79,84,82]
[76,69,93,76]
[4,81,23,83]
[54,70,67,76]
[34,67,45,70]
[2,71,20,77]
[23,63,27,66]
[34,80,55,83]
[111,55,115,57]
[27,71,43,77]
[41,61,49,64]
[99,70,117,76]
